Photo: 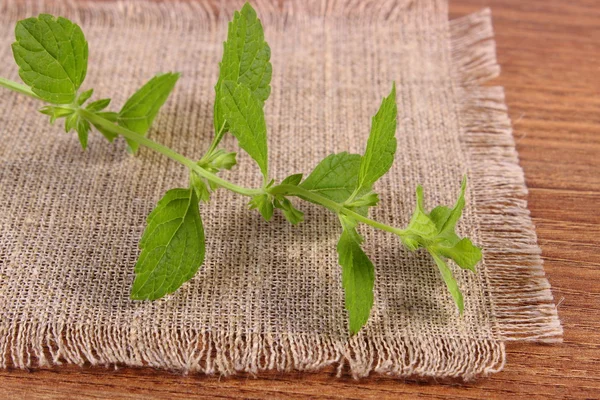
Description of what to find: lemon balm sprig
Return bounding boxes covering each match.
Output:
[0,4,481,335]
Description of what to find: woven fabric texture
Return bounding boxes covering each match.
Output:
[0,0,561,379]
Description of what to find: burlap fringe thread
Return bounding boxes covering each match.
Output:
[451,10,562,344]
[0,1,561,379]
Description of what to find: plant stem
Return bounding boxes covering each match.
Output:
[79,109,262,198]
[1,78,408,239]
[201,121,226,161]
[87,106,406,236]
[269,184,407,237]
[0,77,42,100]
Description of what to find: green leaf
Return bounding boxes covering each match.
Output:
[131,188,205,300]
[436,177,467,239]
[249,193,273,221]
[12,14,88,104]
[300,152,362,204]
[61,111,90,149]
[118,72,180,153]
[65,113,77,133]
[337,217,375,335]
[39,105,74,124]
[208,149,237,171]
[429,206,452,231]
[77,89,93,105]
[434,238,481,272]
[281,173,303,186]
[431,252,464,313]
[93,125,118,142]
[400,186,439,250]
[199,149,237,173]
[400,177,481,312]
[214,2,272,134]
[357,83,397,192]
[345,191,379,209]
[300,152,376,216]
[86,98,111,112]
[423,177,470,248]
[219,81,268,177]
[190,173,211,203]
[96,111,118,122]
[91,111,119,142]
[273,197,304,225]
[75,116,90,150]
[191,151,238,203]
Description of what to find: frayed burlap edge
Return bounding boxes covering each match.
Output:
[2,323,505,379]
[450,9,562,344]
[0,1,561,380]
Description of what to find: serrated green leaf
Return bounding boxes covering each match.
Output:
[274,197,304,225]
[281,173,303,186]
[337,221,375,335]
[75,116,90,150]
[437,177,467,238]
[191,150,237,203]
[64,113,77,133]
[427,177,470,247]
[300,152,362,203]
[131,188,205,300]
[214,2,272,134]
[209,149,237,171]
[400,178,481,312]
[12,14,88,104]
[118,72,180,153]
[91,111,118,142]
[249,193,273,221]
[39,105,74,123]
[434,238,481,272]
[400,186,439,250]
[190,173,211,203]
[430,252,464,313]
[346,191,379,209]
[300,152,376,216]
[96,111,118,122]
[429,206,452,231]
[357,83,397,192]
[77,88,93,105]
[220,81,268,177]
[86,98,111,112]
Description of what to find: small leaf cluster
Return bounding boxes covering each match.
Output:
[12,14,179,151]
[400,178,482,312]
[4,3,482,335]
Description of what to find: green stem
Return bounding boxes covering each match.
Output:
[269,184,407,237]
[1,78,408,239]
[345,186,362,205]
[202,121,226,161]
[0,77,42,100]
[270,184,342,212]
[79,109,262,198]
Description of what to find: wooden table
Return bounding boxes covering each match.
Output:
[1,0,598,398]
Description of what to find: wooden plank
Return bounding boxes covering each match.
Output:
[1,0,598,398]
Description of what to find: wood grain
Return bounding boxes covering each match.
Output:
[1,0,599,398]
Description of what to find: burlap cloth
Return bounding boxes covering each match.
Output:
[0,0,561,379]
